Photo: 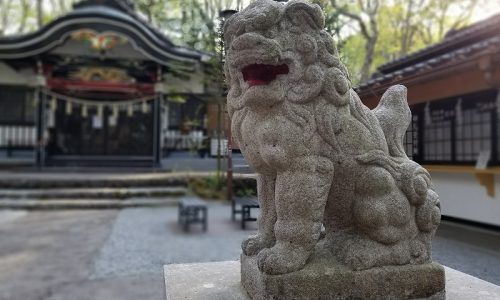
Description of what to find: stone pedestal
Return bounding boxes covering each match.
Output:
[240,240,446,299]
[242,253,445,300]
[165,261,500,300]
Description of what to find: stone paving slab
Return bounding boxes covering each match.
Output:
[165,261,247,300]
[0,210,118,300]
[164,261,500,300]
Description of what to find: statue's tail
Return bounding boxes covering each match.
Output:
[372,85,411,158]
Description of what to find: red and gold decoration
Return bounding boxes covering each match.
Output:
[69,67,134,83]
[71,30,128,52]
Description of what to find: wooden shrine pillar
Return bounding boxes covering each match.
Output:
[35,61,47,168]
[153,93,162,166]
[153,66,163,166]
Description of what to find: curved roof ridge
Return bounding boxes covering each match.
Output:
[0,0,208,65]
[73,0,136,12]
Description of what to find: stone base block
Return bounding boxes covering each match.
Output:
[241,253,445,300]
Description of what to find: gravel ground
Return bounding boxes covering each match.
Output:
[92,203,256,279]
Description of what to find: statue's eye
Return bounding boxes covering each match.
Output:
[264,30,276,39]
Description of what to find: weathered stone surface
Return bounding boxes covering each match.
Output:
[164,261,500,300]
[224,0,444,298]
[164,261,248,300]
[242,242,445,300]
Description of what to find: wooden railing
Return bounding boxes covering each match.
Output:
[164,130,205,150]
[0,125,36,156]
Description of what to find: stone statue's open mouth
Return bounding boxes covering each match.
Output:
[242,64,289,87]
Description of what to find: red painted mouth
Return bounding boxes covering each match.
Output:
[242,64,289,87]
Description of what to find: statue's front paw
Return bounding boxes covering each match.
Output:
[333,235,378,271]
[257,242,310,275]
[343,249,377,271]
[242,235,275,256]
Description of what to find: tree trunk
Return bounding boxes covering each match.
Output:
[37,0,43,29]
[18,0,29,33]
[0,0,13,36]
[360,37,376,83]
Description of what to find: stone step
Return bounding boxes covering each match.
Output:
[0,187,187,200]
[0,171,256,189]
[0,174,189,189]
[0,197,180,210]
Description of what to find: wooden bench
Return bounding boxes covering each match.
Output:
[178,198,208,232]
[232,197,259,229]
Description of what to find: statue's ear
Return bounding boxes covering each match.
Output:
[284,1,325,30]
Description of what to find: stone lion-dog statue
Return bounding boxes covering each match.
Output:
[224,0,441,275]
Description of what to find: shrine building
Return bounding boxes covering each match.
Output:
[0,0,210,167]
[358,13,500,227]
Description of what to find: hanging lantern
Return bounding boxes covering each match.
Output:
[50,96,57,112]
[142,100,149,114]
[106,105,118,127]
[81,104,88,118]
[127,103,134,117]
[97,105,104,118]
[47,110,55,128]
[65,101,73,115]
[112,105,119,119]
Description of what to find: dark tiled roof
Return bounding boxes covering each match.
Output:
[356,13,500,92]
[356,36,500,91]
[377,13,500,74]
[73,0,135,12]
[0,0,208,65]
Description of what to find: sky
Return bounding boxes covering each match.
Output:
[471,0,500,22]
[32,0,500,25]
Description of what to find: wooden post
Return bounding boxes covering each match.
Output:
[35,87,45,168]
[153,94,161,166]
[154,65,163,167]
[227,120,233,203]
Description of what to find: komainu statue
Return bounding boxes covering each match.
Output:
[224,0,445,299]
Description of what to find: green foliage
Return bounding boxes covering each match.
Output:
[187,175,256,200]
[340,35,366,85]
[188,175,226,200]
[234,186,256,198]
[329,0,483,83]
[232,177,257,198]
[0,0,494,84]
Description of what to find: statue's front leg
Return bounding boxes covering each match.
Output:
[242,173,277,256]
[257,157,333,275]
